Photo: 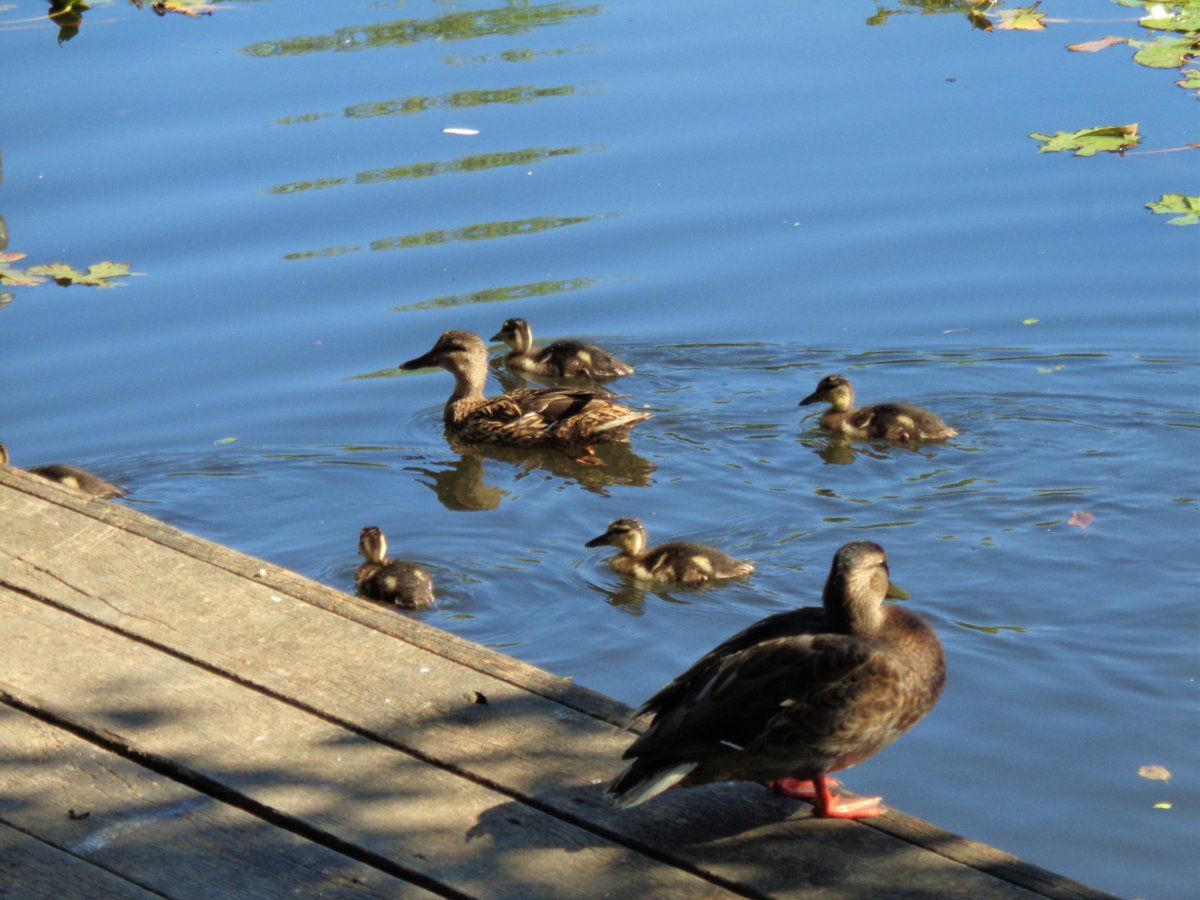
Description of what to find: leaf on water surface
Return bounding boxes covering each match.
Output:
[133,0,217,16]
[1145,193,1200,225]
[214,437,237,445]
[1154,802,1173,809]
[1068,510,1095,529]
[1179,67,1200,92]
[1138,764,1171,782]
[1130,36,1200,69]
[1022,317,1039,325]
[25,261,142,288]
[1067,36,1129,53]
[1028,124,1141,156]
[1036,364,1065,374]
[1140,4,1200,35]
[995,3,1047,31]
[0,253,46,287]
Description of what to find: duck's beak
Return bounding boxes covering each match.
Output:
[885,580,910,601]
[798,389,822,407]
[399,350,437,371]
[584,533,611,548]
[488,331,504,342]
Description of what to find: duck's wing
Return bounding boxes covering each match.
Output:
[627,609,877,761]
[471,387,608,426]
[629,637,884,767]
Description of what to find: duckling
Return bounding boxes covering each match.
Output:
[354,526,435,610]
[400,330,651,464]
[607,541,945,818]
[491,318,634,380]
[799,374,957,442]
[585,517,754,586]
[0,442,126,498]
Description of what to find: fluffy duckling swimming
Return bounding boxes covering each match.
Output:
[799,374,957,443]
[355,526,435,610]
[0,442,126,499]
[400,330,651,463]
[491,318,634,380]
[607,540,944,818]
[586,517,755,586]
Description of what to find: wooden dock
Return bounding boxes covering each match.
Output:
[0,465,1111,899]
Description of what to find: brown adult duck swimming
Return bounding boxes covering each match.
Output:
[354,526,435,610]
[491,317,634,380]
[586,517,754,586]
[0,441,126,499]
[607,540,945,818]
[400,330,651,463]
[799,374,958,443]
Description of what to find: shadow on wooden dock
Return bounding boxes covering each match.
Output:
[0,466,1112,899]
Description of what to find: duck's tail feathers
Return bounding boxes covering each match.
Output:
[593,411,653,434]
[606,760,696,808]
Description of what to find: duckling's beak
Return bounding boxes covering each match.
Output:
[584,533,611,548]
[798,389,823,407]
[399,350,437,371]
[488,330,504,342]
[885,581,910,601]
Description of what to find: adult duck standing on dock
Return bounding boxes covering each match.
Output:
[400,330,651,464]
[607,541,945,818]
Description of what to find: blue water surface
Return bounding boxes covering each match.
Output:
[2,1,1198,896]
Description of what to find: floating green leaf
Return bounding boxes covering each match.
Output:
[1179,67,1200,93]
[0,253,46,287]
[996,3,1047,31]
[1140,6,1200,35]
[1029,123,1141,156]
[1130,35,1200,68]
[26,261,143,288]
[1022,317,1039,325]
[1146,193,1200,225]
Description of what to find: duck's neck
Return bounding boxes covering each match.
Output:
[444,361,489,423]
[823,575,884,634]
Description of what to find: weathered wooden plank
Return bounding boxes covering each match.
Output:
[0,587,744,899]
[0,702,431,900]
[0,820,156,899]
[0,468,1112,899]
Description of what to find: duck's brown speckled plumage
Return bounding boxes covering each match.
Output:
[0,442,126,499]
[491,318,634,380]
[586,517,754,586]
[354,526,435,610]
[607,541,944,817]
[400,331,651,454]
[799,374,957,443]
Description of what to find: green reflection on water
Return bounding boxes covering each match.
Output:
[266,145,594,196]
[346,83,584,119]
[284,214,599,260]
[240,3,601,58]
[955,621,1029,636]
[393,276,601,312]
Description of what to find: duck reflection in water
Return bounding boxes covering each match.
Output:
[407,438,656,513]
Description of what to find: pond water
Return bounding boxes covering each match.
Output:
[3,1,1198,896]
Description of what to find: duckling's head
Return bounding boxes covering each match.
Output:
[400,330,489,381]
[0,442,9,466]
[823,540,910,631]
[799,374,856,411]
[359,525,389,564]
[585,517,648,555]
[490,318,533,352]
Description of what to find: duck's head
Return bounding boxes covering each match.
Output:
[359,525,390,564]
[800,374,856,411]
[400,330,488,379]
[490,318,533,352]
[586,517,648,555]
[0,443,9,466]
[823,540,910,630]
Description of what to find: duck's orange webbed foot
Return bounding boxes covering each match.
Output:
[774,776,885,819]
